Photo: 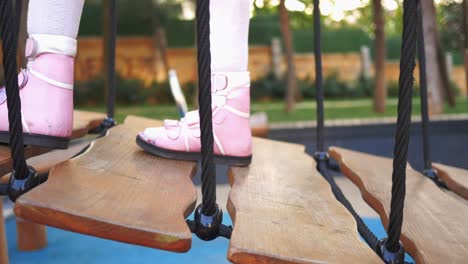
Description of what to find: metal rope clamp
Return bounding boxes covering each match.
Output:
[188,203,232,241]
[6,166,45,202]
[91,117,117,136]
[378,238,405,264]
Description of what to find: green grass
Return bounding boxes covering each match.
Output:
[78,97,468,124]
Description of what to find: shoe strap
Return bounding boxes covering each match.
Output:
[212,72,250,119]
[26,34,77,60]
[0,70,28,105]
[212,71,250,92]
[28,69,74,90]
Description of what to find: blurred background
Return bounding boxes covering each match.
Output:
[2,0,467,123]
[2,1,468,263]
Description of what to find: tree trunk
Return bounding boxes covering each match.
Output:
[279,0,299,113]
[421,0,445,114]
[151,4,170,76]
[155,28,170,74]
[463,0,468,96]
[372,0,386,113]
[436,35,456,106]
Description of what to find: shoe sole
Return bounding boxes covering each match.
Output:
[136,136,252,167]
[0,132,69,149]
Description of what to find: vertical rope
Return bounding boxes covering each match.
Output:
[318,161,380,251]
[417,1,432,171]
[313,0,325,153]
[105,0,117,119]
[0,0,29,180]
[196,0,217,216]
[313,0,380,252]
[386,0,418,253]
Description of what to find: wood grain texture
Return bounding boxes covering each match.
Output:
[227,138,381,264]
[0,140,93,251]
[329,147,468,264]
[16,218,46,251]
[15,116,198,252]
[251,126,269,138]
[0,200,8,264]
[71,110,105,139]
[433,163,468,200]
[0,110,104,178]
[0,146,32,180]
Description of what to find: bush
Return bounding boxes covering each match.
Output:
[74,74,198,106]
[72,71,462,106]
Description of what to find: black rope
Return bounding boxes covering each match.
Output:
[312,0,380,255]
[417,1,431,172]
[317,160,380,251]
[416,1,448,190]
[105,0,117,120]
[14,0,22,38]
[313,0,325,153]
[91,0,117,134]
[0,0,29,180]
[196,0,217,216]
[386,0,418,253]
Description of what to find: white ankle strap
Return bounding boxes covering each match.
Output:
[26,34,77,59]
[212,71,250,91]
[28,69,74,90]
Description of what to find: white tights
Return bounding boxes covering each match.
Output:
[27,0,250,71]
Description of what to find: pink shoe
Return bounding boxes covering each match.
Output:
[137,72,252,166]
[0,34,76,149]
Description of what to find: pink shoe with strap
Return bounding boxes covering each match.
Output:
[0,34,76,149]
[137,72,252,166]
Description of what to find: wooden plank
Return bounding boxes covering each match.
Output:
[71,110,106,139]
[0,110,104,177]
[329,147,468,264]
[433,163,468,200]
[0,139,93,251]
[0,200,8,264]
[0,146,33,179]
[227,138,381,264]
[16,218,46,251]
[14,116,197,252]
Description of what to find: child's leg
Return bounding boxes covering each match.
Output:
[0,0,85,148]
[28,0,84,39]
[137,0,253,166]
[210,0,250,72]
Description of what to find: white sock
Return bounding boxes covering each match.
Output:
[27,0,85,39]
[210,0,250,72]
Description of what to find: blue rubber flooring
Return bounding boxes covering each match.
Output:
[4,214,414,263]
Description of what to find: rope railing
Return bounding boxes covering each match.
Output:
[105,0,117,121]
[312,0,382,259]
[384,0,418,261]
[188,0,230,241]
[196,0,216,217]
[416,1,447,189]
[313,0,325,154]
[93,0,118,134]
[0,0,43,201]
